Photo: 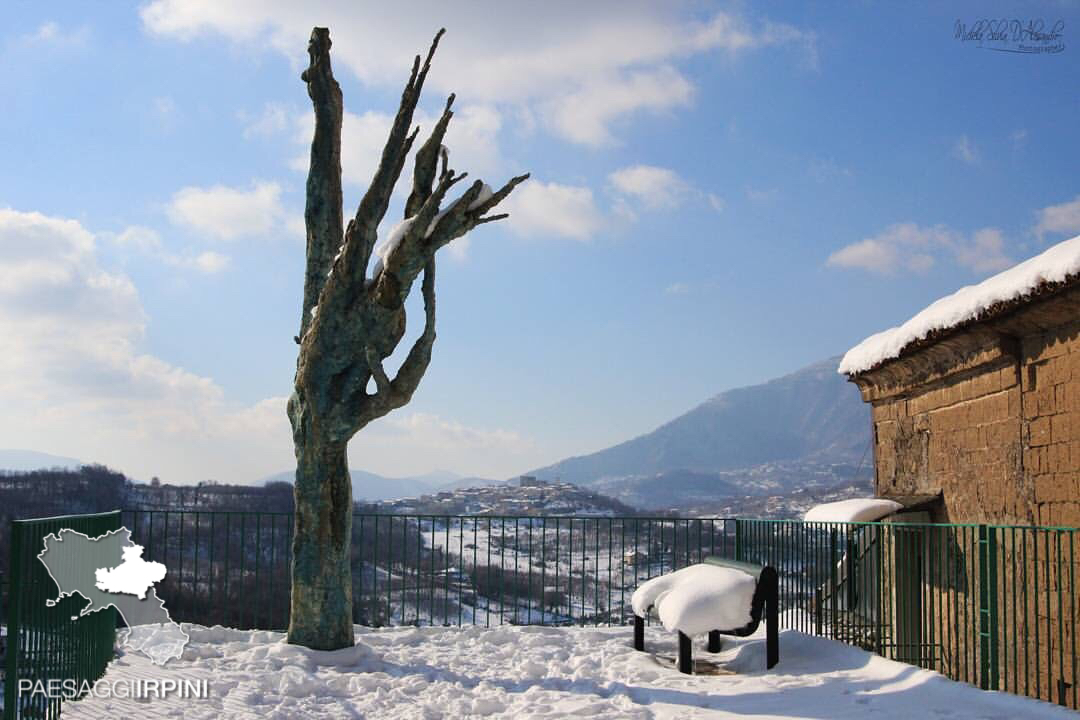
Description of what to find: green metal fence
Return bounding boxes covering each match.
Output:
[63,510,1079,712]
[732,518,1078,709]
[4,510,121,720]
[120,512,736,631]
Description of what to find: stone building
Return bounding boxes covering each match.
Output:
[841,236,1080,527]
[838,236,1080,704]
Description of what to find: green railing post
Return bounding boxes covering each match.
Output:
[829,527,839,638]
[978,524,1000,691]
[734,519,745,563]
[4,514,24,720]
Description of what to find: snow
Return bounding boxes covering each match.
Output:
[414,516,655,627]
[839,234,1080,374]
[423,184,494,239]
[804,498,903,524]
[467,183,494,211]
[424,204,454,237]
[371,216,417,277]
[631,564,755,635]
[63,622,1074,719]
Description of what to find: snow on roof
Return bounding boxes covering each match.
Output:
[804,498,903,523]
[839,234,1080,375]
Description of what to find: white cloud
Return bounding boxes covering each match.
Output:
[608,164,722,217]
[952,228,1012,274]
[608,164,691,211]
[167,181,285,240]
[441,104,502,177]
[0,208,538,481]
[21,21,89,46]
[444,235,470,261]
[140,2,813,147]
[381,412,527,451]
[240,102,289,139]
[112,225,163,253]
[828,237,919,275]
[501,180,602,241]
[1034,195,1080,240]
[827,222,1012,275]
[34,21,60,41]
[0,208,293,482]
[107,225,230,274]
[952,135,979,164]
[745,186,778,204]
[347,411,534,479]
[185,250,230,274]
[665,282,690,295]
[808,157,853,184]
[154,96,176,117]
[547,65,693,146]
[292,104,502,186]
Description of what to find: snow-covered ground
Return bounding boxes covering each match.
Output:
[65,622,1073,719]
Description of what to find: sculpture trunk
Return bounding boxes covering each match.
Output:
[288,431,353,649]
[284,26,526,649]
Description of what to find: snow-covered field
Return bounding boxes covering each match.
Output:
[64,622,1073,719]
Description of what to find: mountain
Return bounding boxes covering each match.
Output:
[408,469,463,487]
[528,356,871,509]
[0,449,84,472]
[433,476,506,492]
[261,468,498,502]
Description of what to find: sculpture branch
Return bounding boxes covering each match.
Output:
[298,27,344,339]
[365,347,391,394]
[344,29,445,282]
[388,258,437,407]
[427,172,531,249]
[406,93,456,219]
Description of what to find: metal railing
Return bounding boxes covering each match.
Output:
[121,510,1079,708]
[732,518,1078,708]
[4,510,1076,713]
[120,512,737,631]
[4,510,121,720]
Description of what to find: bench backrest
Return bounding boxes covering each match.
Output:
[702,556,777,636]
[702,555,766,581]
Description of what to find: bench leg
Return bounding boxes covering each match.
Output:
[763,567,779,669]
[708,630,721,653]
[678,631,692,674]
[633,615,644,651]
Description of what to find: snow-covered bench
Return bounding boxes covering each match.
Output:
[631,557,778,674]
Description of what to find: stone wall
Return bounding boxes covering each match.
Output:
[851,288,1080,527]
[848,286,1080,706]
[1021,318,1080,529]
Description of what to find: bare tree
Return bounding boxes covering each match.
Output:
[288,27,527,649]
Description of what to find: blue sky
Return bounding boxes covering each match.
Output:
[1,1,1078,484]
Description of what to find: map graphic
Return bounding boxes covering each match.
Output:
[37,527,189,665]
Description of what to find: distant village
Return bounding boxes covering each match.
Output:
[374,476,642,517]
